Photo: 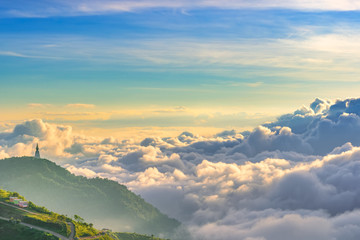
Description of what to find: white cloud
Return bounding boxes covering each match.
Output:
[66,165,98,178]
[0,147,9,159]
[5,98,360,239]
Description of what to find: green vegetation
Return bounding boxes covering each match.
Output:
[73,214,99,237]
[0,188,170,240]
[76,231,169,240]
[0,203,27,219]
[0,218,59,240]
[112,232,168,240]
[0,157,180,236]
[23,215,70,236]
[0,189,71,237]
[28,201,52,214]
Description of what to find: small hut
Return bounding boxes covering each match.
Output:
[19,201,29,208]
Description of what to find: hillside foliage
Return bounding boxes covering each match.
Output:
[0,157,179,235]
[0,218,59,240]
[0,189,71,236]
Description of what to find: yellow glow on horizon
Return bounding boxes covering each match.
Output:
[0,103,288,140]
[71,126,253,140]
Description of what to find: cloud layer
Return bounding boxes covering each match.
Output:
[3,98,360,239]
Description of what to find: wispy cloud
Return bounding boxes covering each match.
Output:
[152,106,188,113]
[3,28,360,82]
[0,51,29,58]
[66,103,96,109]
[3,0,360,18]
[0,50,64,60]
[75,0,360,12]
[28,103,53,108]
[28,103,96,109]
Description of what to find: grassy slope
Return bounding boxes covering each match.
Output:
[0,189,168,240]
[0,219,59,240]
[0,189,71,236]
[0,157,179,235]
[112,232,169,240]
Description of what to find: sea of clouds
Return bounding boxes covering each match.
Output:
[3,98,360,239]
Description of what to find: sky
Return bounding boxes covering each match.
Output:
[3,1,360,239]
[2,0,360,138]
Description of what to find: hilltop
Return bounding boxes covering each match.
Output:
[0,157,180,236]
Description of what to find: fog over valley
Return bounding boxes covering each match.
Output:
[2,98,360,239]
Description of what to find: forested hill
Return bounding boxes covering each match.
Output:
[0,157,180,235]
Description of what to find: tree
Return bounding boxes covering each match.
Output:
[74,215,84,223]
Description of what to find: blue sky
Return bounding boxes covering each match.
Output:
[1,1,360,137]
[4,2,360,239]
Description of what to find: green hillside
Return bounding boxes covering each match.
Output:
[0,157,180,236]
[0,219,59,240]
[0,189,169,240]
[112,232,167,240]
[0,189,71,237]
[0,189,68,240]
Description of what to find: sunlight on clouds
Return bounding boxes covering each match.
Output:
[73,126,229,141]
[0,146,10,159]
[3,1,360,239]
[66,103,96,108]
[28,103,53,108]
[0,104,277,140]
[294,33,360,54]
[66,165,98,178]
[4,98,360,239]
[124,35,360,77]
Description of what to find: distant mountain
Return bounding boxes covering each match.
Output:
[0,157,180,236]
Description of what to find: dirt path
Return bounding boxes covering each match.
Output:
[0,201,40,215]
[0,201,75,240]
[0,216,68,240]
[78,232,105,239]
[68,221,75,240]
